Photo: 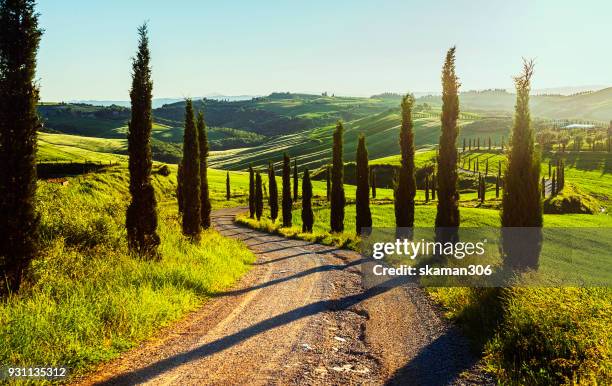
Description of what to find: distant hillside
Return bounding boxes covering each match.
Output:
[153,93,399,136]
[418,88,612,121]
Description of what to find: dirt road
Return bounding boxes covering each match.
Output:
[79,208,491,385]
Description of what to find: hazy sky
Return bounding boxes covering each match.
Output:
[36,0,611,101]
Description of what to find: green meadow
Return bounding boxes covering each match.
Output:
[0,161,256,377]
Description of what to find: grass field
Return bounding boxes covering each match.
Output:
[0,165,256,379]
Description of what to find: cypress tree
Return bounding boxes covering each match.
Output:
[177,161,184,213]
[485,159,489,176]
[326,165,331,201]
[330,122,345,232]
[431,173,436,200]
[197,112,211,229]
[435,47,460,242]
[355,135,372,234]
[551,171,557,195]
[488,137,492,150]
[541,177,546,198]
[425,175,430,202]
[301,169,314,232]
[496,171,501,198]
[255,172,263,220]
[469,138,472,151]
[248,166,255,218]
[480,175,486,202]
[548,161,551,178]
[293,158,298,202]
[126,23,160,255]
[181,99,201,239]
[501,60,542,270]
[282,153,292,227]
[226,171,230,200]
[394,94,416,228]
[463,137,466,152]
[268,162,278,222]
[0,0,42,293]
[477,137,480,150]
[371,168,377,199]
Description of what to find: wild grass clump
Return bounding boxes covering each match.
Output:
[428,287,611,385]
[0,167,255,376]
[543,184,600,214]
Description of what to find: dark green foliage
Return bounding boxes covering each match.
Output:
[248,166,255,218]
[157,164,171,176]
[485,159,489,176]
[355,135,372,234]
[268,162,278,222]
[480,174,486,202]
[301,169,314,232]
[326,166,331,201]
[126,24,160,256]
[463,137,466,152]
[435,47,460,242]
[431,173,436,200]
[255,172,263,220]
[197,112,211,229]
[548,161,552,178]
[501,60,542,270]
[330,122,345,232]
[0,0,42,293]
[226,171,230,200]
[293,158,298,202]
[496,172,501,198]
[181,99,201,239]
[551,170,557,196]
[394,94,417,228]
[370,168,377,199]
[282,153,292,227]
[541,177,546,198]
[177,161,184,213]
[425,175,430,202]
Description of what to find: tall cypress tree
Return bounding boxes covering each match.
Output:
[355,135,372,234]
[197,111,211,229]
[268,162,278,222]
[181,99,201,239]
[226,171,230,200]
[394,94,416,228]
[282,153,292,227]
[301,169,314,232]
[0,0,42,293]
[248,165,255,218]
[177,161,184,213]
[255,172,263,221]
[293,158,298,202]
[435,47,461,243]
[326,166,331,201]
[330,122,345,232]
[371,168,377,199]
[501,60,542,270]
[126,23,160,255]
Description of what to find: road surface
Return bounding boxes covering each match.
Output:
[77,208,492,385]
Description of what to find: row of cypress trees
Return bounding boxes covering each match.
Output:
[176,100,212,240]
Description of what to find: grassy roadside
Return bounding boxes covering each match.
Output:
[236,201,611,384]
[0,165,256,379]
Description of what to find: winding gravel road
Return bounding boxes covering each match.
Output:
[77,208,492,386]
